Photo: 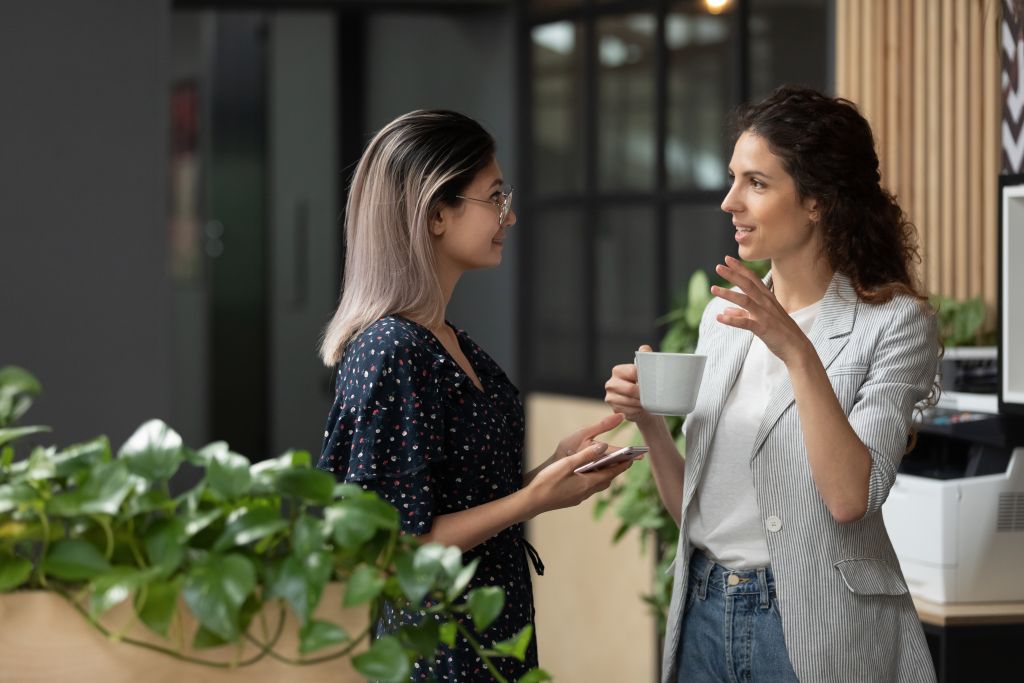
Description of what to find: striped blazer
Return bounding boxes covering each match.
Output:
[662,271,939,683]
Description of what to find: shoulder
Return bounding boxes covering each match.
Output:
[851,294,938,379]
[346,317,434,359]
[339,317,442,380]
[856,292,936,336]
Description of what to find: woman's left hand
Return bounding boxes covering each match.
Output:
[524,412,625,487]
[710,255,813,366]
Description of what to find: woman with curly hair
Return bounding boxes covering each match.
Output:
[605,85,939,682]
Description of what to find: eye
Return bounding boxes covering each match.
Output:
[750,178,766,189]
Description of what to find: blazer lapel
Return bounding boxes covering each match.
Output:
[749,271,858,460]
[682,317,753,508]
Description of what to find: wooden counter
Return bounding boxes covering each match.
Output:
[913,596,1024,627]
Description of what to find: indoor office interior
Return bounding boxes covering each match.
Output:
[2,0,1022,681]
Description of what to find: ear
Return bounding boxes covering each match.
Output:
[430,205,447,237]
[803,196,820,223]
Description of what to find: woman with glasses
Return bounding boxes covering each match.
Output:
[317,110,631,681]
[605,86,939,682]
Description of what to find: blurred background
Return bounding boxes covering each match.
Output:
[1,0,836,455]
[1,1,1012,680]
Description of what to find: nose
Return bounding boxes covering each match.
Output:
[721,182,741,215]
[503,207,517,228]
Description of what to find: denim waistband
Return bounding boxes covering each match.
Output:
[688,549,777,606]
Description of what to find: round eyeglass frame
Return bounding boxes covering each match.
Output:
[455,186,514,226]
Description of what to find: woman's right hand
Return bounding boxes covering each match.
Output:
[523,443,632,517]
[604,344,653,423]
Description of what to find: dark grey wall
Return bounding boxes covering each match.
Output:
[1,1,173,448]
[365,10,519,380]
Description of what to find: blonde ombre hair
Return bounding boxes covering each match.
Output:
[319,110,496,366]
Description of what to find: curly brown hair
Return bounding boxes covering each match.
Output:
[732,85,927,305]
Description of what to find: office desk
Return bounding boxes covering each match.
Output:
[913,597,1024,682]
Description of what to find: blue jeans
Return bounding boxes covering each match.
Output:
[677,550,799,683]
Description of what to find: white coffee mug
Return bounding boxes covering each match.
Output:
[635,351,707,416]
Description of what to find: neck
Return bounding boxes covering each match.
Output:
[769,255,834,312]
[434,259,461,327]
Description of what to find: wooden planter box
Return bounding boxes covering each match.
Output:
[0,584,369,682]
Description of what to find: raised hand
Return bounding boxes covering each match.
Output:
[710,256,813,365]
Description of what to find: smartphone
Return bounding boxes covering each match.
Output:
[573,445,649,474]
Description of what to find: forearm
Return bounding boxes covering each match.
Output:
[788,349,871,523]
[416,488,536,552]
[636,414,686,527]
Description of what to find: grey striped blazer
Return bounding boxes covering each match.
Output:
[662,271,939,683]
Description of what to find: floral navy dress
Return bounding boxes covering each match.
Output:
[316,316,541,682]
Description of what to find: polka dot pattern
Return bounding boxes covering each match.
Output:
[317,316,538,681]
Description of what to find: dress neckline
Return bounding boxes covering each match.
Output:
[391,315,487,395]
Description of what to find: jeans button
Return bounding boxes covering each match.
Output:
[727,574,740,586]
[765,515,782,533]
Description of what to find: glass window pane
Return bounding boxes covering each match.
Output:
[529,0,583,15]
[527,209,589,385]
[597,14,656,191]
[666,1,736,191]
[532,21,585,196]
[667,203,734,303]
[748,0,830,102]
[595,205,657,376]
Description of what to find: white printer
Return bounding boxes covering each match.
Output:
[882,409,1024,603]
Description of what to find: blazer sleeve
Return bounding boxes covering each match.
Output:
[850,298,939,516]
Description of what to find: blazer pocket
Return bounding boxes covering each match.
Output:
[826,364,870,412]
[827,363,869,377]
[833,558,909,596]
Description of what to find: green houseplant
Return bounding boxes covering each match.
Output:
[0,366,548,683]
[593,262,769,634]
[929,294,995,347]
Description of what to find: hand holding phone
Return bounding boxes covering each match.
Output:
[573,445,649,474]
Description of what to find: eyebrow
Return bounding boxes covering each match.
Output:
[728,168,774,181]
[488,178,504,190]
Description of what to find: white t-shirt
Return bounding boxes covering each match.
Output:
[686,299,821,569]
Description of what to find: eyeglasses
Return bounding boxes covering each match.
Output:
[455,186,514,226]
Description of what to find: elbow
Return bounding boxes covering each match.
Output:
[828,499,867,525]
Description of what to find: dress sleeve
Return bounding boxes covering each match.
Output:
[322,329,447,534]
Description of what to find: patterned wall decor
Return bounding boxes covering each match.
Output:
[1005,0,1024,172]
[836,0,1001,317]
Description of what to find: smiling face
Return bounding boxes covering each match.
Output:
[721,131,820,268]
[431,156,516,274]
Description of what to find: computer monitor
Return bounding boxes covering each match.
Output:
[999,174,1024,415]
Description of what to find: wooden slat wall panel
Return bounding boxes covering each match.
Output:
[969,0,983,301]
[917,0,933,286]
[983,0,999,322]
[835,0,1001,320]
[928,3,942,291]
[941,0,955,299]
[955,0,969,301]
